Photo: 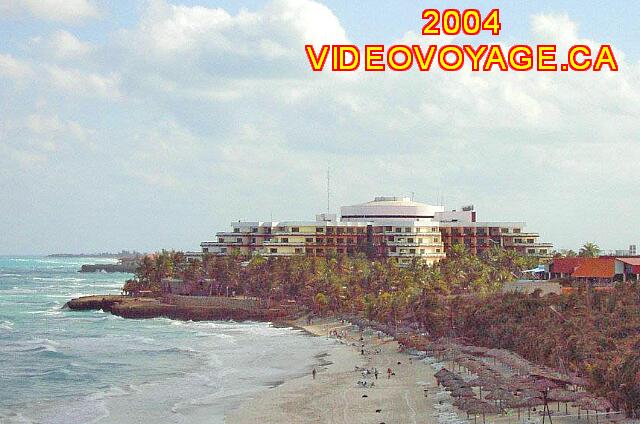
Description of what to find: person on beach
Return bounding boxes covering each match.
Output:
[312,368,316,379]
[374,369,378,379]
[387,368,392,379]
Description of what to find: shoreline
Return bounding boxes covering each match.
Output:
[226,317,450,424]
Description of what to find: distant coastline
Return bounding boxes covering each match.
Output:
[48,250,142,259]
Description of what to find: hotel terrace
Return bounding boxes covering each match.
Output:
[193,197,553,266]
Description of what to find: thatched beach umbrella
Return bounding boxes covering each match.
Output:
[548,388,584,413]
[462,398,502,424]
[533,379,560,423]
[485,388,516,412]
[575,397,613,424]
[467,375,499,398]
[449,386,476,398]
[507,396,544,420]
[569,374,588,389]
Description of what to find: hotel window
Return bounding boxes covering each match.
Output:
[316,248,324,254]
[236,238,242,243]
[270,248,277,253]
[221,248,227,253]
[281,238,289,243]
[251,238,256,243]
[357,228,365,234]
[514,228,521,233]
[434,237,440,243]
[420,249,425,254]
[385,226,393,232]
[316,227,324,233]
[436,248,441,253]
[418,238,423,243]
[528,249,536,254]
[515,238,522,243]
[408,238,414,243]
[203,248,209,253]
[219,238,225,242]
[479,238,485,245]
[305,238,314,243]
[501,228,510,233]
[409,249,416,254]
[346,228,354,234]
[395,227,402,232]
[540,249,548,254]
[390,247,397,253]
[338,238,345,244]
[291,227,300,233]
[294,248,303,254]
[234,228,240,233]
[337,248,344,254]
[404,227,411,233]
[388,236,394,242]
[251,227,258,232]
[527,239,534,244]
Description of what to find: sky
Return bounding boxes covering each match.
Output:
[0,0,639,254]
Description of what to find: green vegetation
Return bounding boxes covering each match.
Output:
[122,246,640,417]
[124,245,536,316]
[445,287,640,417]
[579,242,601,258]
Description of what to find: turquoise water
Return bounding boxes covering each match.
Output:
[0,257,335,423]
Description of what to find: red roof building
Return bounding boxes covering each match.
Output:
[571,258,616,279]
[617,258,640,276]
[550,257,624,282]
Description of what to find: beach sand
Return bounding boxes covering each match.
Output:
[226,318,445,424]
[226,319,628,424]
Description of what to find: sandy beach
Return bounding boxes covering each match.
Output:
[226,319,628,424]
[226,318,447,424]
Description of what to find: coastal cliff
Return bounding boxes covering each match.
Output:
[64,295,296,322]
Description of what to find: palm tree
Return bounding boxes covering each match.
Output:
[579,242,600,258]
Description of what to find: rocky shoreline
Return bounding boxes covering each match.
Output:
[79,264,138,273]
[64,295,296,322]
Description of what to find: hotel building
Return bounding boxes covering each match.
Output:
[195,197,553,266]
[436,206,554,258]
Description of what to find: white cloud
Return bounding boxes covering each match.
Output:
[0,53,33,79]
[46,65,122,99]
[0,3,639,252]
[25,113,92,141]
[120,0,348,76]
[1,0,99,23]
[48,30,93,58]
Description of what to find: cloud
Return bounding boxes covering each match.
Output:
[0,53,33,79]
[0,2,639,253]
[25,113,92,141]
[118,0,348,81]
[1,0,100,23]
[45,65,122,99]
[48,30,93,59]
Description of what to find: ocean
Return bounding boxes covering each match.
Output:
[0,256,337,423]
